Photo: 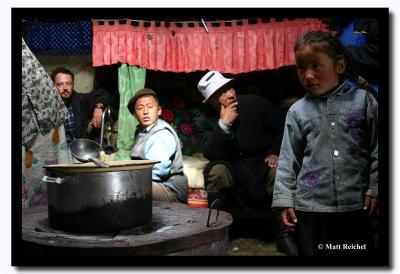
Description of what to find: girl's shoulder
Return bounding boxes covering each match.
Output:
[287,96,309,113]
[342,85,378,106]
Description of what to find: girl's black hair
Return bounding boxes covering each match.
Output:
[294,31,378,98]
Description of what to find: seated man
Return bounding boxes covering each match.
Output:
[195,70,298,255]
[127,88,188,203]
[51,66,110,146]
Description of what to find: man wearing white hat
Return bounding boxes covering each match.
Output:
[195,70,298,256]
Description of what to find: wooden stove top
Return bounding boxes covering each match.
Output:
[22,201,233,256]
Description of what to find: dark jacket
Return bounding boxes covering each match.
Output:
[68,88,109,139]
[195,95,285,204]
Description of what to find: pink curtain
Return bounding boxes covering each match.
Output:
[92,18,329,74]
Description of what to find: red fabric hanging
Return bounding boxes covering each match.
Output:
[92,18,329,74]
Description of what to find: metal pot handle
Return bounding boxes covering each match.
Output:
[206,198,220,227]
[42,176,64,184]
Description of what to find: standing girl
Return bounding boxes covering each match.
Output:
[272,31,378,256]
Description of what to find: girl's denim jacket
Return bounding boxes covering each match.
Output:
[272,80,378,212]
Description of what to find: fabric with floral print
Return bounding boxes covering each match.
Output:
[22,126,71,208]
[22,38,69,144]
[160,104,202,155]
[161,108,175,123]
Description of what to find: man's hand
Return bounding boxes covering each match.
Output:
[281,208,297,232]
[363,195,378,217]
[220,101,238,125]
[265,154,279,168]
[91,108,103,128]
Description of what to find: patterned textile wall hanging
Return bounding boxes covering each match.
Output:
[92,18,329,74]
[24,20,92,55]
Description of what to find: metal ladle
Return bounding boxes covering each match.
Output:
[69,139,110,168]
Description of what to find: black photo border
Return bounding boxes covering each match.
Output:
[12,7,390,268]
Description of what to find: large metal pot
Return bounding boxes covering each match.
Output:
[43,160,157,234]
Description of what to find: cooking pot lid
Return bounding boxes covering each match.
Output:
[43,160,160,173]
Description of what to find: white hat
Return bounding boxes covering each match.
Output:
[197,71,233,103]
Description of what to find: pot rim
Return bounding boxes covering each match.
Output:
[43,159,159,173]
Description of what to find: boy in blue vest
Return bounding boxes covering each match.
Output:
[127,88,188,203]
